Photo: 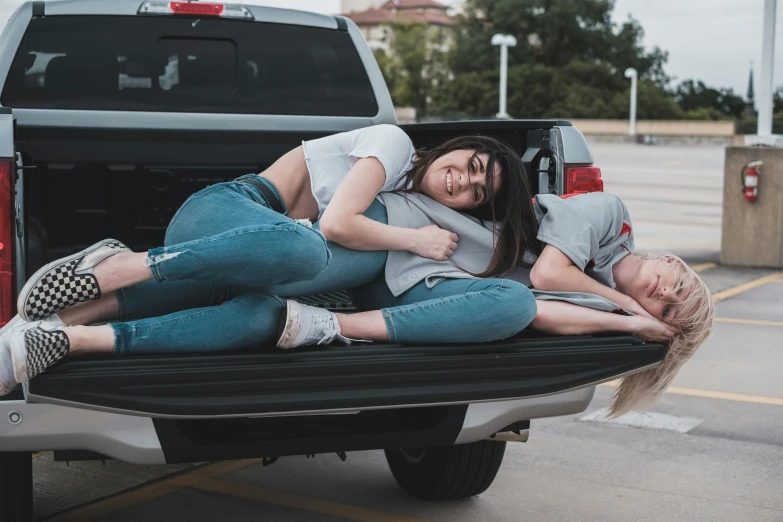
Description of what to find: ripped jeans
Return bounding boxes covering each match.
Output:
[145,174,330,288]
[109,174,537,354]
[112,174,389,355]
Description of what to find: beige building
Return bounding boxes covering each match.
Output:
[341,0,385,13]
[342,0,456,51]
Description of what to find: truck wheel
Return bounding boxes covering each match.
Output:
[384,440,506,500]
[0,452,33,522]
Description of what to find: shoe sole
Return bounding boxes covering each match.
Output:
[276,300,301,350]
[0,316,21,395]
[8,327,29,383]
[17,238,126,322]
[0,315,22,337]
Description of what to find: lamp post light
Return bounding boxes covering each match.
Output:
[624,67,638,137]
[491,33,517,119]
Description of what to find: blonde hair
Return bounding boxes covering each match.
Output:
[608,252,715,418]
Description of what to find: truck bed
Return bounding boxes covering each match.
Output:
[12,119,662,419]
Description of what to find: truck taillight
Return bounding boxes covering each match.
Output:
[138,1,254,19]
[565,166,603,194]
[0,159,13,327]
[170,2,223,15]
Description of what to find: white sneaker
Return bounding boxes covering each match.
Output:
[0,315,23,395]
[9,314,66,383]
[276,300,354,350]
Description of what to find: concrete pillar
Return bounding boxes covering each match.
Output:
[720,147,783,267]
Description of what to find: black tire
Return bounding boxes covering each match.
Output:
[384,440,507,500]
[0,452,33,522]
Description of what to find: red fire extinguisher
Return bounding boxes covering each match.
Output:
[741,161,762,203]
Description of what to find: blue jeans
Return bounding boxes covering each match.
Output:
[350,277,537,344]
[111,175,387,355]
[110,176,536,354]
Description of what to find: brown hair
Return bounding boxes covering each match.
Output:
[399,135,541,277]
[609,253,715,417]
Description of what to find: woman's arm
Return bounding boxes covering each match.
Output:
[530,244,652,318]
[319,157,458,260]
[532,300,676,342]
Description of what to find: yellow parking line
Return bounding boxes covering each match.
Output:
[715,317,783,327]
[600,382,783,406]
[691,262,717,272]
[711,272,783,302]
[664,386,783,406]
[47,459,262,522]
[193,477,427,522]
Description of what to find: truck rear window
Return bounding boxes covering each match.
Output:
[1,16,379,117]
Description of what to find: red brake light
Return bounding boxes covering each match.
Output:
[0,160,13,327]
[565,166,603,194]
[138,1,253,19]
[170,1,224,15]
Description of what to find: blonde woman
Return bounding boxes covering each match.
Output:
[523,192,714,417]
[349,191,714,417]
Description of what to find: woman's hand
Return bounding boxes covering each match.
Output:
[627,315,678,343]
[410,225,459,261]
[620,297,658,321]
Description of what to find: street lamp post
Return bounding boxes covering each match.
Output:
[624,67,638,137]
[747,0,782,145]
[758,0,776,136]
[491,33,517,119]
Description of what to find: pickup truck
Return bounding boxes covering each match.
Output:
[0,2,665,520]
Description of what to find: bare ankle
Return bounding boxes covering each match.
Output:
[92,252,152,293]
[63,325,115,355]
[59,292,120,325]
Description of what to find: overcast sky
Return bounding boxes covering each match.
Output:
[0,0,776,96]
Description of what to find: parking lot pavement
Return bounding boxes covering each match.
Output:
[31,144,783,521]
[592,143,724,262]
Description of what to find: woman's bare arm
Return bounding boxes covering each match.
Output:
[530,244,653,318]
[318,157,458,260]
[532,300,676,342]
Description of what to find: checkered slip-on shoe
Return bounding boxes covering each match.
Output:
[9,318,68,383]
[18,239,130,321]
[2,315,63,393]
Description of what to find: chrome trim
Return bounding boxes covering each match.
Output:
[559,125,594,165]
[455,388,594,444]
[0,400,165,464]
[0,112,14,157]
[10,109,380,132]
[41,0,337,29]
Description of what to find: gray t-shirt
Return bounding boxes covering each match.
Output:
[533,192,634,289]
[379,191,635,313]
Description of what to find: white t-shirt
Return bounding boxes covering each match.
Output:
[301,124,416,217]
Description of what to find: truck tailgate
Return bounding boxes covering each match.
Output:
[26,332,664,418]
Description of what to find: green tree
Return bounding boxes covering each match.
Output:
[430,0,674,119]
[674,80,745,119]
[373,21,452,117]
[610,81,684,120]
[450,0,667,79]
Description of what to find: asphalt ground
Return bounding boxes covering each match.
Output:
[30,143,783,522]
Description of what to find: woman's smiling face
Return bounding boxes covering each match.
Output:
[630,257,689,324]
[418,149,502,209]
